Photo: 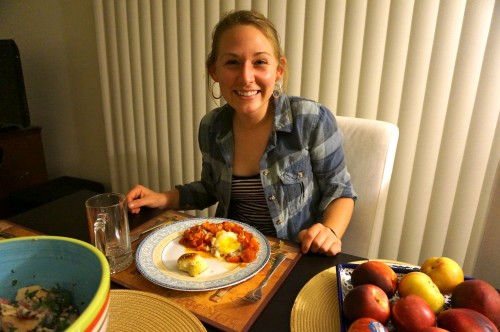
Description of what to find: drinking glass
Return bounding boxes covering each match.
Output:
[85,193,133,274]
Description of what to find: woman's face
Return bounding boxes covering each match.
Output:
[209,25,284,117]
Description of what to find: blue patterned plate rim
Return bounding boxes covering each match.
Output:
[135,217,271,291]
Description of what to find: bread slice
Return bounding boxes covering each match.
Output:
[177,253,208,277]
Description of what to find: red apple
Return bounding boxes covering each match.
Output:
[451,279,500,329]
[391,294,436,332]
[347,317,388,332]
[343,284,390,325]
[437,308,499,332]
[351,261,398,297]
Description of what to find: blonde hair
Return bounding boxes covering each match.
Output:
[206,10,288,92]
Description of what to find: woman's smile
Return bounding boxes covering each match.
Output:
[235,90,259,97]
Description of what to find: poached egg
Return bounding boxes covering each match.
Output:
[211,230,241,257]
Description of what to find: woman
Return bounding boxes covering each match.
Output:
[127,10,356,256]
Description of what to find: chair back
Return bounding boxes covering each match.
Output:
[336,116,399,258]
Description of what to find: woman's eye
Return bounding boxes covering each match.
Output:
[255,59,268,65]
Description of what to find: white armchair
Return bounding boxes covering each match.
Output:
[336,116,399,259]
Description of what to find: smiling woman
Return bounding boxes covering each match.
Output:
[125,9,357,258]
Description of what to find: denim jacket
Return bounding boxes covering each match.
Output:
[176,93,357,242]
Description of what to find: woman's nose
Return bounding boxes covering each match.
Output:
[241,63,254,83]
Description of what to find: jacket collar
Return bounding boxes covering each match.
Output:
[211,93,294,140]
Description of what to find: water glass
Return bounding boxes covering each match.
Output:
[85,193,133,274]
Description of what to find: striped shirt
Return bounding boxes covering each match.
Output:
[228,174,276,236]
[176,93,357,243]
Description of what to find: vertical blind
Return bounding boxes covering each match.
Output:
[93,0,500,274]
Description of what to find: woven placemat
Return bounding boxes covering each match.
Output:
[290,259,418,332]
[108,290,206,332]
[290,266,340,332]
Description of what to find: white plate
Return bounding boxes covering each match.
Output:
[136,218,271,291]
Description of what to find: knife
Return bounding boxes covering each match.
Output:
[130,216,178,242]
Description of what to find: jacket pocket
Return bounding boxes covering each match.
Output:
[279,158,311,205]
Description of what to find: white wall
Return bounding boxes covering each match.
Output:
[0,0,111,189]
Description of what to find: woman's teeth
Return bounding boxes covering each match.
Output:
[236,90,258,96]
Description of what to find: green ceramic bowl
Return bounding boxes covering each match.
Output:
[0,236,110,331]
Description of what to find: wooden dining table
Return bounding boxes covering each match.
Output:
[1,201,365,332]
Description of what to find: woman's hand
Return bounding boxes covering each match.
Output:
[298,197,354,256]
[298,223,342,256]
[126,184,170,214]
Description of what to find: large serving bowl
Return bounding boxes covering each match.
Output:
[0,236,110,331]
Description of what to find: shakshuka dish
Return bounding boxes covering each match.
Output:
[179,221,260,264]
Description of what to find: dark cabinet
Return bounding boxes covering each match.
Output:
[0,126,48,217]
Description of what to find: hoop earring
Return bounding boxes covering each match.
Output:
[211,81,221,100]
[273,82,282,99]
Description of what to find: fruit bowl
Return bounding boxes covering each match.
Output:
[336,262,472,332]
[0,236,110,331]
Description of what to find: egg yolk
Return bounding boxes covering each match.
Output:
[215,230,241,255]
